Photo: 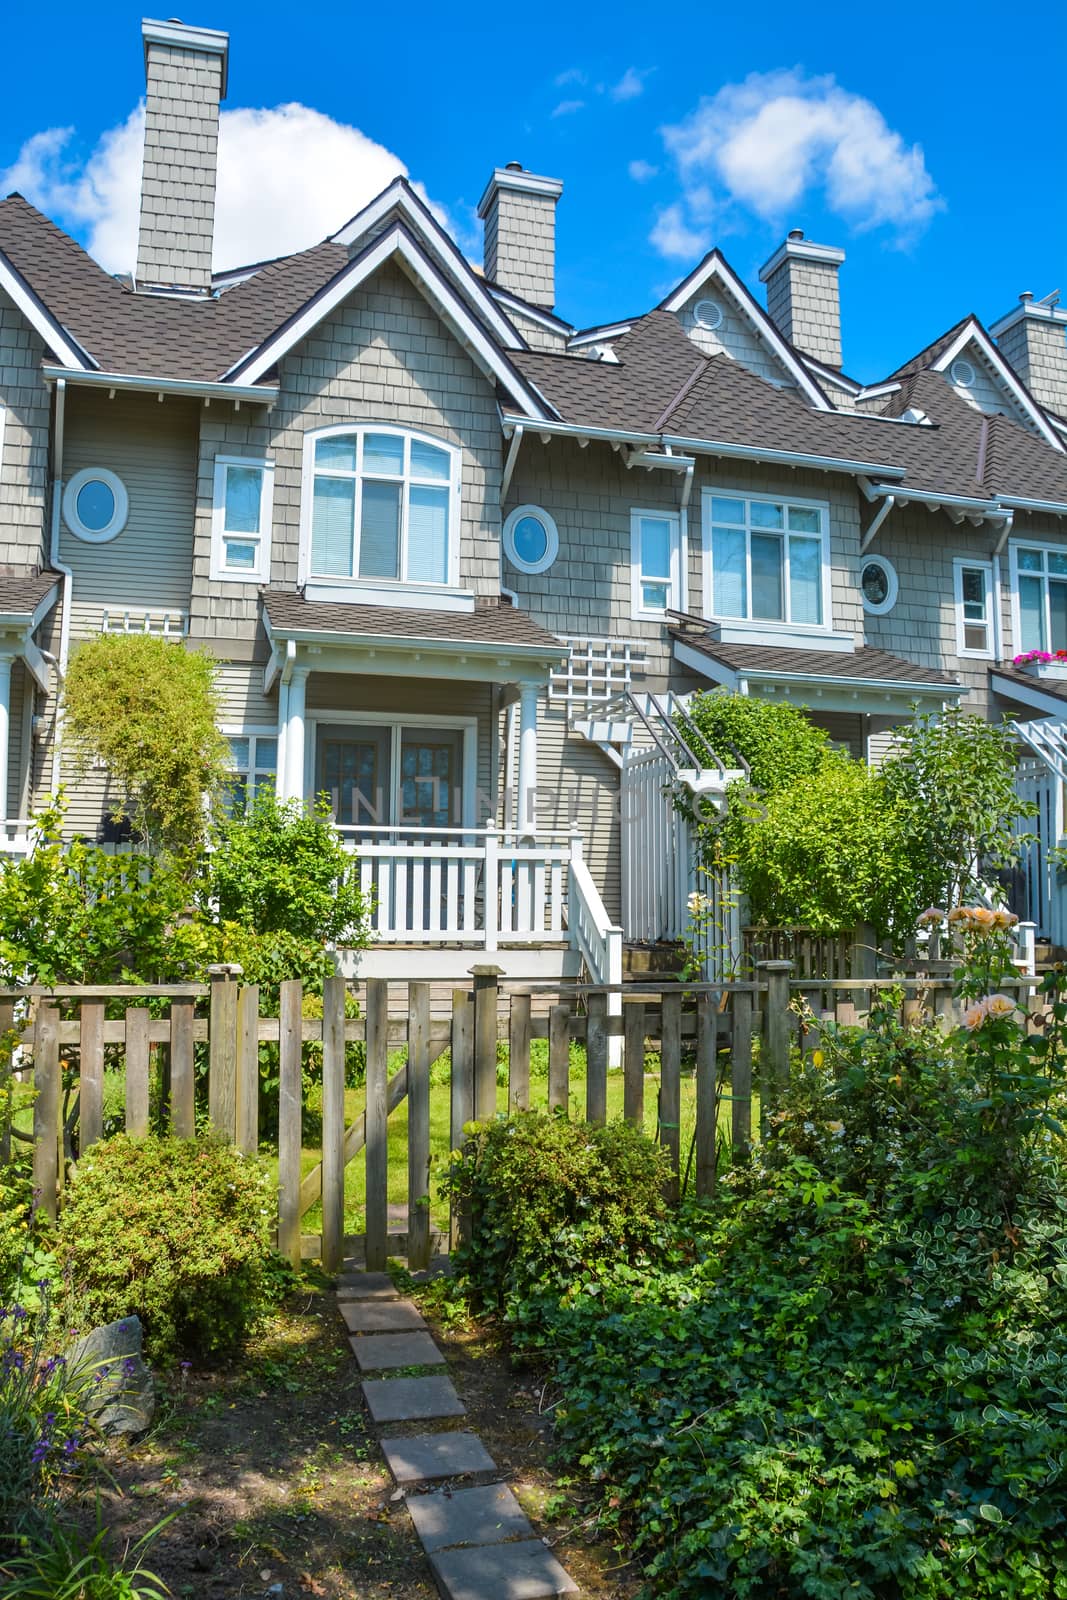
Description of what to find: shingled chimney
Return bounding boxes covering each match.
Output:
[136,17,229,293]
[759,230,846,369]
[478,164,563,310]
[992,292,1067,418]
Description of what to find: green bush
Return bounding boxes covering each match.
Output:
[682,689,831,794]
[0,1509,170,1598]
[0,1163,57,1312]
[57,1136,290,1363]
[445,1112,670,1327]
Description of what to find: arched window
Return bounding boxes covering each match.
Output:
[303,425,460,588]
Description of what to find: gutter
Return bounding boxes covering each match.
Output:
[42,365,279,406]
[49,378,73,795]
[502,416,908,481]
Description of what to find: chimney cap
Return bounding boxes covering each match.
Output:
[758,231,845,283]
[477,165,563,219]
[142,16,229,96]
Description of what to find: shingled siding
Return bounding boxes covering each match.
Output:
[0,291,50,572]
[188,261,505,641]
[59,391,198,614]
[676,283,798,388]
[504,438,867,678]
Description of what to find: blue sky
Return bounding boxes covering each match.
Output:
[2,0,1065,381]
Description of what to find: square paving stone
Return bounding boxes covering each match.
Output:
[407,1482,533,1553]
[351,1331,444,1371]
[428,1539,579,1599]
[336,1272,398,1299]
[380,1432,497,1484]
[362,1376,466,1424]
[341,1299,427,1334]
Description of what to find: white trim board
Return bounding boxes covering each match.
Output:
[226,223,554,421]
[328,177,525,352]
[658,250,831,411]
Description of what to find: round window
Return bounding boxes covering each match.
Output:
[949,358,976,389]
[860,555,898,615]
[693,298,724,331]
[503,505,559,575]
[62,467,128,543]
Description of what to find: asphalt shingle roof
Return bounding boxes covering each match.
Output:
[671,626,961,689]
[262,589,564,652]
[0,570,60,617]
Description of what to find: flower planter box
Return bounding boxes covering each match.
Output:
[1019,661,1067,680]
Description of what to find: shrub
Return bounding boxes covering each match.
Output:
[445,1112,670,1330]
[63,632,230,856]
[57,1136,290,1362]
[682,690,832,794]
[0,1164,57,1312]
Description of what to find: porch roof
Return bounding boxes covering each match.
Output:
[670,621,963,717]
[990,664,1067,717]
[0,570,60,628]
[261,588,565,686]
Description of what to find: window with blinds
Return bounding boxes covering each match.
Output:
[307,427,457,586]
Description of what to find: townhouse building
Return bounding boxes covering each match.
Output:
[2,17,1067,980]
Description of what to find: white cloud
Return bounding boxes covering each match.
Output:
[628,159,659,183]
[551,99,585,118]
[654,68,942,257]
[554,67,587,87]
[0,101,448,275]
[611,67,648,102]
[649,202,711,261]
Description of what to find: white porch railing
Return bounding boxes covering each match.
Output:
[0,820,32,860]
[336,824,619,971]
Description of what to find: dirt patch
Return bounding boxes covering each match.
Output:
[77,1283,435,1599]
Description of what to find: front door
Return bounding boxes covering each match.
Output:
[398,729,463,830]
[317,724,390,825]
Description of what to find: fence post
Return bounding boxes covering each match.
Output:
[79,1000,104,1150]
[169,997,196,1139]
[124,1008,150,1138]
[659,989,682,1203]
[695,992,718,1198]
[236,985,260,1156]
[450,988,474,1253]
[277,979,303,1271]
[623,1000,645,1128]
[33,1002,60,1222]
[759,960,793,1120]
[508,992,532,1112]
[321,974,347,1275]
[471,965,501,1123]
[484,824,500,954]
[731,989,753,1155]
[548,1002,570,1111]
[586,990,608,1126]
[407,982,431,1272]
[364,977,389,1273]
[208,964,242,1141]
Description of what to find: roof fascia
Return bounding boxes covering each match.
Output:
[568,321,634,349]
[990,670,1067,717]
[932,319,1064,454]
[658,251,831,411]
[328,179,524,351]
[502,414,908,480]
[803,356,861,395]
[42,365,277,404]
[488,285,573,335]
[0,251,93,370]
[226,224,555,419]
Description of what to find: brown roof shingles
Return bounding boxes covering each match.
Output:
[672,626,961,689]
[262,589,564,652]
[0,570,60,617]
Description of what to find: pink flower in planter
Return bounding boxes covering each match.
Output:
[1013,650,1054,666]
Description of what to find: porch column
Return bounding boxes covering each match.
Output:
[516,683,539,836]
[274,678,289,802]
[0,657,12,825]
[284,666,308,803]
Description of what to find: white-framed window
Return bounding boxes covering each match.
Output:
[223,729,279,812]
[301,424,461,588]
[631,508,684,619]
[210,456,274,582]
[860,554,898,616]
[503,504,559,575]
[702,489,830,629]
[62,467,129,544]
[953,558,995,657]
[1010,542,1067,654]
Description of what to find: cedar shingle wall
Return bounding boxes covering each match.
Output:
[0,289,50,572]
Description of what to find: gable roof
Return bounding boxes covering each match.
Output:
[889,313,1063,454]
[657,249,832,410]
[225,221,555,418]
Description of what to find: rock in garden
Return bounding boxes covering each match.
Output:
[68,1315,155,1435]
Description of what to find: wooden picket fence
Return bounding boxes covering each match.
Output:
[5,961,1041,1275]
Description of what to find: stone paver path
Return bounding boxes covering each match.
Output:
[340,1260,580,1598]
